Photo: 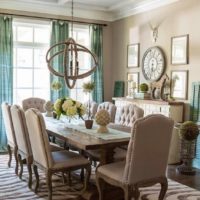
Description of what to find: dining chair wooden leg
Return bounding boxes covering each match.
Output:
[27,161,32,189]
[83,165,91,191]
[123,185,132,200]
[132,185,140,200]
[80,168,84,182]
[18,154,23,179]
[33,165,39,193]
[159,177,168,200]
[46,170,52,200]
[96,174,105,200]
[14,146,18,175]
[68,171,72,186]
[7,145,12,168]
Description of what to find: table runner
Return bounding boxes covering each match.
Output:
[45,116,131,140]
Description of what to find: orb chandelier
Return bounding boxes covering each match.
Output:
[46,0,98,89]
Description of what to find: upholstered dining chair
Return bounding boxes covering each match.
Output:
[96,114,174,200]
[86,104,144,163]
[10,105,64,188]
[25,108,91,200]
[1,102,18,175]
[22,97,46,112]
[97,102,117,123]
[84,101,98,119]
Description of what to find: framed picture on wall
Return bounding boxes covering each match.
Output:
[127,72,139,97]
[127,43,140,67]
[170,70,188,100]
[171,35,189,65]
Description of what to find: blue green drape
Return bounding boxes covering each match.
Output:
[50,21,69,102]
[90,25,104,103]
[0,16,13,152]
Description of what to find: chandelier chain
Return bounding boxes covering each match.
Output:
[71,0,74,38]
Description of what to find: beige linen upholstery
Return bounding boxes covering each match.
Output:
[97,102,116,123]
[11,105,63,188]
[11,105,33,188]
[96,114,174,200]
[22,97,46,112]
[25,108,91,200]
[1,102,18,175]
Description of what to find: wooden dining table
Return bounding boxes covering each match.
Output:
[45,116,130,165]
[44,116,131,200]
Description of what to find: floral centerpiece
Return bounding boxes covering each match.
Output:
[54,97,86,120]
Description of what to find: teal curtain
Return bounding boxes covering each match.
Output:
[0,16,13,152]
[90,25,104,103]
[50,21,69,102]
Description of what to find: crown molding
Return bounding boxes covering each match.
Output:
[0,0,180,22]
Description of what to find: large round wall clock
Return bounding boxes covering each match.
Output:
[142,46,165,81]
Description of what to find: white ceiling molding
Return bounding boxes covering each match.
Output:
[0,0,180,22]
[112,0,180,20]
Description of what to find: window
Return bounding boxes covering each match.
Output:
[69,24,91,102]
[13,19,91,104]
[13,19,51,104]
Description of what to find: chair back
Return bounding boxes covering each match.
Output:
[84,101,98,118]
[11,105,32,156]
[22,97,46,112]
[25,108,52,168]
[1,102,16,147]
[123,114,174,184]
[117,104,144,127]
[97,102,116,122]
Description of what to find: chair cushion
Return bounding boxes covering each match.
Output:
[52,151,90,170]
[97,161,125,182]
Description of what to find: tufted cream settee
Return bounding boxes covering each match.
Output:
[97,102,116,123]
[22,97,46,113]
[108,104,144,133]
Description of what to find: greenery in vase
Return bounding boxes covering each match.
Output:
[179,121,199,141]
[82,81,95,120]
[54,97,86,120]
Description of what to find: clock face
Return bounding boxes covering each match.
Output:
[142,47,165,81]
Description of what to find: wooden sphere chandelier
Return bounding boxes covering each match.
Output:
[46,0,98,89]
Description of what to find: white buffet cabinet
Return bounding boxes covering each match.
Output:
[112,97,184,164]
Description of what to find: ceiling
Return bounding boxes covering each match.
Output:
[0,0,180,21]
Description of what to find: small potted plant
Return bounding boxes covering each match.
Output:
[177,121,199,175]
[139,83,149,93]
[82,81,95,129]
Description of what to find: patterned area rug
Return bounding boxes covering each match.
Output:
[0,154,200,200]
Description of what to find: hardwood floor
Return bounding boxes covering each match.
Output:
[167,164,200,190]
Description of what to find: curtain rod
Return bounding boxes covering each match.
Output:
[0,12,107,27]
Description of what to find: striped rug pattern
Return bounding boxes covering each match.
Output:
[0,154,200,200]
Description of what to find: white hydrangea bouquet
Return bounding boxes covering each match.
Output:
[54,97,86,120]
